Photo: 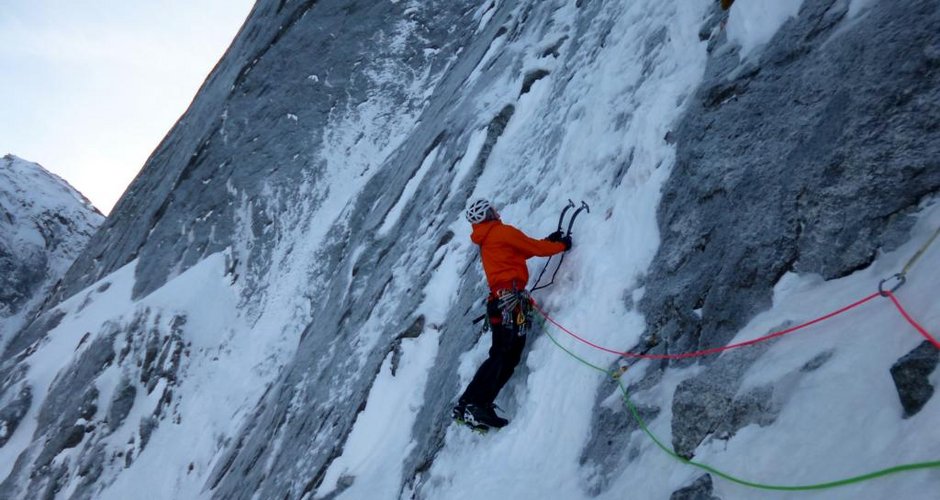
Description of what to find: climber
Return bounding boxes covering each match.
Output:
[453,198,571,430]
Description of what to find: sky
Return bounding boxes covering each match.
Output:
[0,0,255,215]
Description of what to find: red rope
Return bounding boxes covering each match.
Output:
[532,292,889,360]
[883,290,940,349]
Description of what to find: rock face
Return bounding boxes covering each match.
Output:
[1,1,939,499]
[641,0,940,358]
[3,1,507,497]
[47,0,469,305]
[890,341,939,418]
[634,0,940,476]
[0,155,103,347]
[581,0,940,485]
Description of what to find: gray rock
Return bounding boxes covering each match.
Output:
[0,384,31,447]
[107,377,137,432]
[671,474,720,500]
[672,378,735,459]
[39,461,70,500]
[890,341,939,418]
[0,248,46,317]
[801,349,834,372]
[139,416,158,451]
[72,443,107,500]
[35,333,113,432]
[61,425,87,450]
[2,308,66,364]
[578,360,666,495]
[34,386,98,470]
[670,343,770,459]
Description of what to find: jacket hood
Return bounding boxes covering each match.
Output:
[470,219,500,244]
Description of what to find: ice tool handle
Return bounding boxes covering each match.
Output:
[531,199,590,293]
[556,200,575,233]
[565,200,590,236]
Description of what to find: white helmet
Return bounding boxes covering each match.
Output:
[466,198,494,224]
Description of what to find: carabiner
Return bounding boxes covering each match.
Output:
[878,273,906,297]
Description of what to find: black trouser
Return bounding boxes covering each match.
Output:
[459,297,527,406]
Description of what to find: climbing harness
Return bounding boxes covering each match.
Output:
[470,289,533,329]
[496,288,533,335]
[531,199,590,292]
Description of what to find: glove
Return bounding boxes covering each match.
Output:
[559,234,573,251]
[546,230,564,242]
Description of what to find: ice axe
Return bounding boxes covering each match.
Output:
[531,199,589,292]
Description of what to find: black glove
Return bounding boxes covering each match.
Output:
[546,230,564,242]
[559,234,573,251]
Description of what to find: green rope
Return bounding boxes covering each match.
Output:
[538,323,940,491]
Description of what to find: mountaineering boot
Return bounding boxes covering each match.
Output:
[465,403,508,428]
[452,402,508,432]
[452,402,489,433]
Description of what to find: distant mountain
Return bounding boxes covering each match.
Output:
[0,154,103,349]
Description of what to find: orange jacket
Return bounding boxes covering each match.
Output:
[471,219,566,293]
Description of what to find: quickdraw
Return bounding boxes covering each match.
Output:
[878,225,939,297]
[496,289,533,334]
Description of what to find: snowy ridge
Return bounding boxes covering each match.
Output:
[1,1,939,499]
[0,154,102,348]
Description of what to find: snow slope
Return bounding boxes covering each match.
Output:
[1,1,938,499]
